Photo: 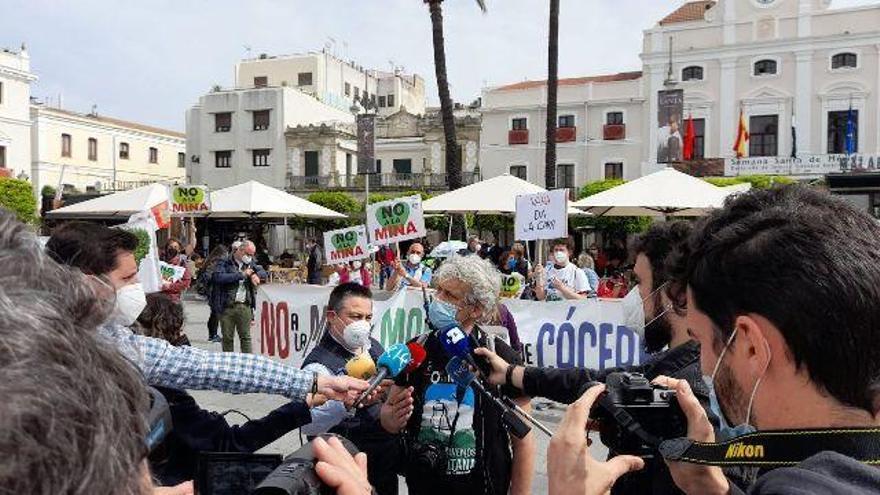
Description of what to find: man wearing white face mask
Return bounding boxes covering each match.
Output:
[46,223,370,408]
[385,242,432,291]
[302,282,402,494]
[534,237,589,301]
[213,240,267,353]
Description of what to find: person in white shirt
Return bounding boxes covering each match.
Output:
[534,237,589,301]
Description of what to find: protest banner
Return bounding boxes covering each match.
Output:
[255,284,641,371]
[515,189,568,241]
[323,225,369,265]
[170,185,211,215]
[158,261,186,284]
[116,210,161,293]
[366,195,426,245]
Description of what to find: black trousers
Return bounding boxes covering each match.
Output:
[207,309,220,338]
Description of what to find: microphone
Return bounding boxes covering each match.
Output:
[345,353,377,380]
[404,342,428,373]
[445,356,531,439]
[350,343,411,409]
[437,325,493,376]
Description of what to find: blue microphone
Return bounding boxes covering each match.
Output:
[438,325,493,377]
[351,343,411,409]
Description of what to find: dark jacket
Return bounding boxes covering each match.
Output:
[302,334,401,495]
[522,341,755,495]
[307,245,323,285]
[731,451,880,495]
[149,386,311,486]
[210,255,267,314]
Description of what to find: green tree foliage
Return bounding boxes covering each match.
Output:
[0,178,37,224]
[703,175,795,189]
[572,179,652,236]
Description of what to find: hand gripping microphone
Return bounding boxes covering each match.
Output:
[445,356,531,439]
[350,343,411,409]
[345,353,377,380]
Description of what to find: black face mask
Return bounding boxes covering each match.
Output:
[165,248,179,260]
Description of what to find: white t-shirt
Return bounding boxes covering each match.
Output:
[545,262,589,300]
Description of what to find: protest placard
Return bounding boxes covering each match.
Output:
[515,189,568,241]
[170,185,211,215]
[323,225,369,265]
[366,194,426,245]
[158,261,186,284]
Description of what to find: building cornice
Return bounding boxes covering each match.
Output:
[32,109,185,145]
[0,65,38,83]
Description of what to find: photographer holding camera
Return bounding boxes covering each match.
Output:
[548,186,880,494]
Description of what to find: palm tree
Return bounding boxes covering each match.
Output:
[424,0,486,239]
[545,0,560,189]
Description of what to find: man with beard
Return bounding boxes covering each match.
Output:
[476,221,740,494]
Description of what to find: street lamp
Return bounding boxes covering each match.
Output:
[351,96,377,215]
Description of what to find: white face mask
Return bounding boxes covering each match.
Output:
[241,255,253,265]
[553,251,569,265]
[621,283,671,340]
[352,260,362,270]
[474,243,482,253]
[111,283,147,326]
[341,319,372,351]
[408,253,422,265]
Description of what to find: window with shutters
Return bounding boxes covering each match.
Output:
[215,150,232,168]
[754,59,777,76]
[692,118,706,159]
[253,149,270,167]
[149,147,158,164]
[88,138,98,161]
[253,110,270,131]
[119,142,130,159]
[831,52,857,70]
[682,66,704,81]
[749,115,778,157]
[178,152,185,168]
[61,134,72,157]
[556,164,574,189]
[344,82,351,96]
[378,96,386,108]
[387,94,395,107]
[604,162,623,180]
[558,115,575,128]
[606,112,624,125]
[215,112,232,132]
[511,118,527,130]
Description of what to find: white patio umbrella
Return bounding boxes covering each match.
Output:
[571,167,731,217]
[422,174,586,216]
[429,240,468,258]
[46,183,169,219]
[207,180,346,219]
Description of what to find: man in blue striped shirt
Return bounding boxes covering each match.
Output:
[47,222,367,402]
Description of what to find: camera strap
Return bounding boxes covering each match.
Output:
[660,428,880,467]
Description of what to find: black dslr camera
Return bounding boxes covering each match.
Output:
[590,372,687,457]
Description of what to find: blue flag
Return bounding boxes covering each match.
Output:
[845,106,856,155]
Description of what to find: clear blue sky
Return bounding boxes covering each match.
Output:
[2,0,876,132]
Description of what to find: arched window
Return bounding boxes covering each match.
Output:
[754,59,778,76]
[831,52,857,69]
[682,66,704,81]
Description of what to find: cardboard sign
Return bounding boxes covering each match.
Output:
[515,189,568,241]
[366,195,426,245]
[159,261,186,284]
[323,225,369,265]
[170,185,211,215]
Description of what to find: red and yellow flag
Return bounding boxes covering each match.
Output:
[733,109,749,158]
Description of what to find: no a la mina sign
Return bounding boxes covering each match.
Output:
[366,195,426,246]
[170,185,211,215]
[323,225,370,265]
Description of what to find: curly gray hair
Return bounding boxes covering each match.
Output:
[433,254,502,317]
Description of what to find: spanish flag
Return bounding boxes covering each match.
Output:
[733,109,749,158]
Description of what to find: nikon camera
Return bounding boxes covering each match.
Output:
[590,372,687,457]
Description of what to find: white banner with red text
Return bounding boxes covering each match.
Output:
[254,284,643,370]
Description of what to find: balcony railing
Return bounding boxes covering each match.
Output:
[603,124,626,140]
[556,126,576,143]
[289,172,480,192]
[508,129,529,145]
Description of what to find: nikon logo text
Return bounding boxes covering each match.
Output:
[725,443,764,459]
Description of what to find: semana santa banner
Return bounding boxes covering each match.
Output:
[170,185,211,215]
[255,284,642,370]
[323,225,369,265]
[365,195,426,246]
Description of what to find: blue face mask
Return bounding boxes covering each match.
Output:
[427,298,459,332]
[507,259,517,270]
[702,329,764,440]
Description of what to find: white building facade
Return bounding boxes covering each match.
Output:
[0,45,37,179]
[30,106,185,196]
[480,0,880,190]
[236,51,426,117]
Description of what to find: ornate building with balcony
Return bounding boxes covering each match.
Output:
[284,106,481,197]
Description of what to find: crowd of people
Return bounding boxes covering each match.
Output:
[3,184,880,495]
